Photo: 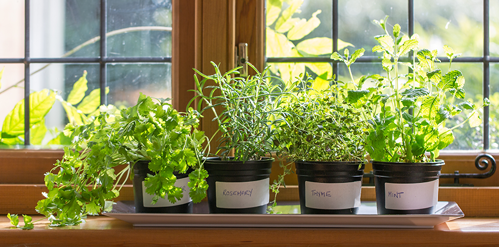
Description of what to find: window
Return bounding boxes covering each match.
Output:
[0,0,173,146]
[266,0,495,151]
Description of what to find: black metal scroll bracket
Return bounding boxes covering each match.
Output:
[362,154,497,186]
[439,154,497,185]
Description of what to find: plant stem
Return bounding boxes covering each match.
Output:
[347,65,356,87]
[0,26,172,96]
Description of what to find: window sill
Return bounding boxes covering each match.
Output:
[2,185,499,217]
[1,215,499,247]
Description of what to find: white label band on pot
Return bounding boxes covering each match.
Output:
[215,178,269,209]
[142,177,192,208]
[305,181,362,210]
[385,179,438,210]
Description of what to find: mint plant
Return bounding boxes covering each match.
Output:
[343,17,488,163]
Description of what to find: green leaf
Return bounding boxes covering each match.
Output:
[397,38,418,57]
[330,52,343,61]
[21,215,34,230]
[311,77,329,91]
[484,98,491,107]
[347,90,370,104]
[458,101,475,110]
[85,201,101,215]
[266,0,282,26]
[393,24,401,38]
[438,128,454,150]
[77,87,108,114]
[275,18,302,33]
[435,107,450,125]
[66,71,88,105]
[439,70,463,91]
[296,37,333,55]
[401,88,429,98]
[347,48,365,66]
[266,29,295,57]
[338,39,354,50]
[417,49,435,70]
[274,0,304,31]
[7,213,19,227]
[304,63,332,79]
[375,35,394,55]
[30,121,48,145]
[469,111,481,128]
[2,89,56,136]
[287,10,321,40]
[61,100,86,126]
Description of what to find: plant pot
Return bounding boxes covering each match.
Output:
[295,160,365,214]
[204,157,273,214]
[132,160,193,213]
[372,160,444,214]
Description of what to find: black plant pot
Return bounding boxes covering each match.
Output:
[372,160,444,214]
[204,157,273,214]
[295,160,365,214]
[133,160,193,213]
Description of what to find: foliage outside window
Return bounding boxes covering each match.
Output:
[266,0,497,152]
[0,0,173,147]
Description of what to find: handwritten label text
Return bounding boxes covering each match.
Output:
[311,190,331,197]
[387,191,404,199]
[222,188,253,197]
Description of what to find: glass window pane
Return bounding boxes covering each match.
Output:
[415,0,483,57]
[490,0,499,57]
[29,63,100,146]
[30,0,101,58]
[107,63,171,107]
[0,0,24,58]
[339,0,408,56]
[107,0,172,57]
[338,62,385,84]
[0,64,25,146]
[266,0,332,58]
[489,64,499,150]
[439,63,483,150]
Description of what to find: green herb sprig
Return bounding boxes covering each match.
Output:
[26,93,208,227]
[190,62,286,161]
[348,17,488,163]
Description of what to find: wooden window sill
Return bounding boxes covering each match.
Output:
[1,216,499,247]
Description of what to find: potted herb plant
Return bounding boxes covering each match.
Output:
[116,93,209,213]
[34,93,208,226]
[275,49,379,214]
[190,62,285,214]
[347,17,487,214]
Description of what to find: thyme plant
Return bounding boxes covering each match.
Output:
[276,75,372,162]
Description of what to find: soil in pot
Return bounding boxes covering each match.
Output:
[295,161,365,214]
[204,157,273,214]
[133,160,193,213]
[372,160,444,214]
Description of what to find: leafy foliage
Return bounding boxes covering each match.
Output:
[7,214,34,230]
[355,18,486,163]
[191,62,285,161]
[266,0,352,83]
[33,94,208,226]
[0,71,104,146]
[275,73,373,162]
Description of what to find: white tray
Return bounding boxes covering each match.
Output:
[104,201,463,229]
